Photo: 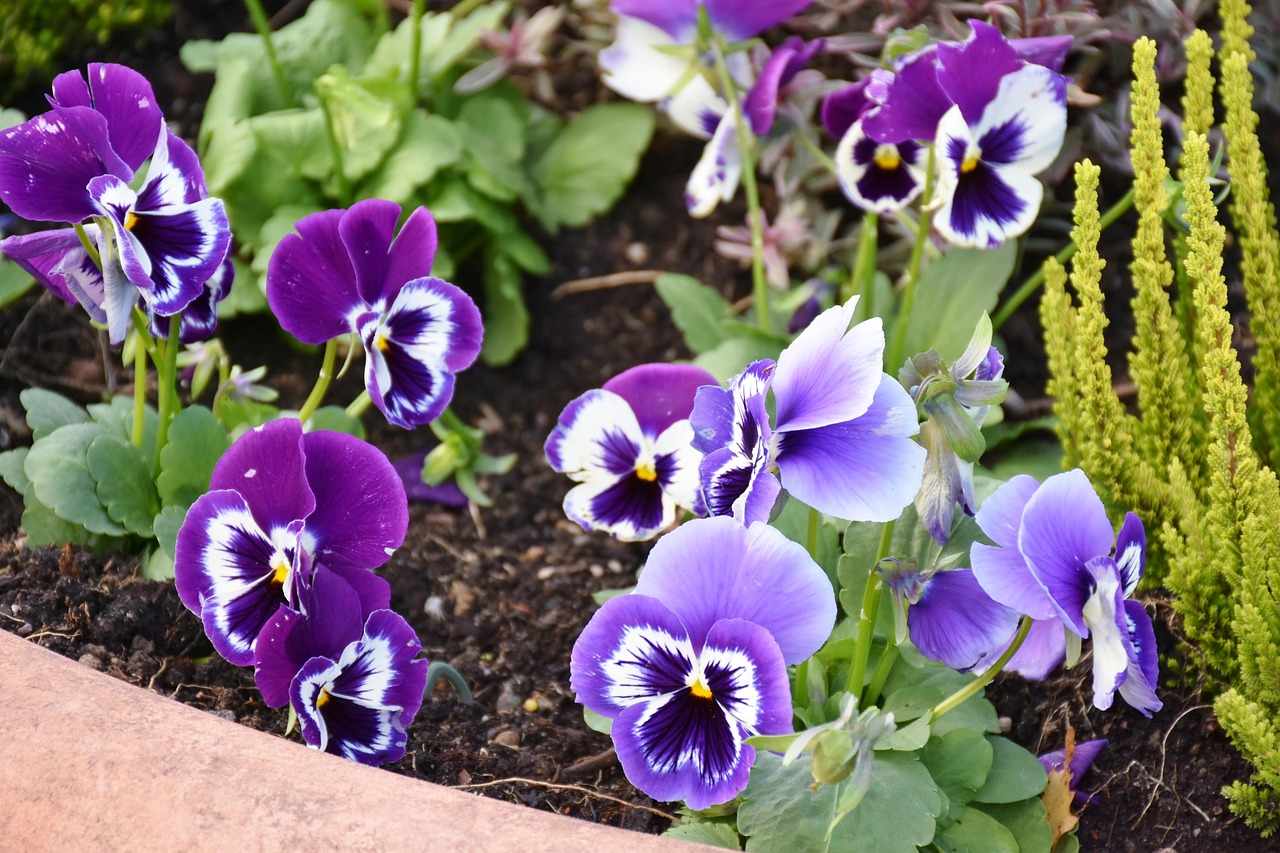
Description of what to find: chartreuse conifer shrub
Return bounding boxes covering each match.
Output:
[1040,4,1280,834]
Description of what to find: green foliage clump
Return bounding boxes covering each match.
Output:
[1040,4,1280,833]
[0,0,171,102]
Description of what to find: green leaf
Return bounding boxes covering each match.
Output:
[304,405,367,438]
[498,228,550,275]
[480,250,528,366]
[1,447,105,548]
[315,66,404,182]
[457,94,529,202]
[157,406,231,509]
[0,256,34,310]
[21,388,88,441]
[87,396,158,454]
[975,799,1054,853]
[142,544,175,581]
[693,332,788,384]
[663,819,742,849]
[583,707,612,735]
[655,274,734,354]
[935,805,1019,853]
[529,103,654,232]
[739,752,941,853]
[359,112,462,205]
[898,242,1017,364]
[972,737,1049,804]
[153,504,187,562]
[0,448,30,492]
[88,432,160,537]
[25,423,127,537]
[922,729,994,812]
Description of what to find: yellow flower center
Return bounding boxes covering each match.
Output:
[634,459,658,482]
[873,144,901,170]
[316,688,331,709]
[123,211,139,230]
[270,552,290,586]
[374,330,392,352]
[960,147,981,174]
[689,677,713,700]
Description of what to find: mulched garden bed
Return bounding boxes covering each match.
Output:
[1,2,1277,849]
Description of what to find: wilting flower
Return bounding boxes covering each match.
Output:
[266,199,483,429]
[0,65,231,343]
[970,470,1162,716]
[1039,737,1107,807]
[691,296,925,524]
[255,562,428,766]
[175,418,408,666]
[879,559,1019,672]
[546,362,714,541]
[900,315,1008,543]
[571,516,835,807]
[454,6,566,94]
[714,200,811,290]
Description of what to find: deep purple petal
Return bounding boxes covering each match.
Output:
[773,299,883,432]
[699,445,780,524]
[0,228,84,304]
[299,429,408,572]
[384,206,439,303]
[1118,599,1162,716]
[210,418,316,534]
[970,541,1059,621]
[603,362,718,439]
[391,450,469,506]
[546,388,645,477]
[743,38,822,136]
[936,21,1025,126]
[127,197,231,315]
[1012,36,1073,73]
[702,0,814,40]
[266,209,363,344]
[135,130,208,210]
[634,516,835,664]
[334,610,428,722]
[1038,738,1106,786]
[775,375,925,522]
[909,569,1020,670]
[564,471,671,541]
[821,79,872,139]
[1114,512,1146,597]
[0,110,112,222]
[836,121,924,214]
[55,64,165,174]
[337,198,401,307]
[149,255,233,344]
[861,49,951,144]
[611,0,698,40]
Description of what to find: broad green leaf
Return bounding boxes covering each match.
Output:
[153,504,187,562]
[157,406,231,509]
[693,332,788,384]
[835,550,894,638]
[0,257,34,310]
[922,729,994,812]
[986,437,1066,482]
[898,242,1017,364]
[25,423,127,536]
[879,715,932,751]
[498,229,550,275]
[529,103,654,232]
[21,388,88,441]
[88,433,160,537]
[425,178,519,232]
[740,751,941,853]
[218,257,269,317]
[457,94,529,202]
[193,54,256,151]
[972,737,1049,804]
[142,545,175,581]
[315,66,403,182]
[367,2,509,86]
[359,112,462,204]
[22,497,105,549]
[655,274,734,354]
[480,250,528,366]
[935,805,1019,853]
[0,448,29,492]
[663,819,742,849]
[305,405,367,438]
[975,799,1054,853]
[583,707,612,735]
[87,396,158,454]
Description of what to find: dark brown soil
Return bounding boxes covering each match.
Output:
[1,2,1278,850]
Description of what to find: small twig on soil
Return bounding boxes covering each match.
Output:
[551,270,663,299]
[148,659,170,691]
[1136,703,1213,828]
[0,610,25,625]
[453,776,678,822]
[26,630,79,642]
[427,532,468,563]
[562,748,617,777]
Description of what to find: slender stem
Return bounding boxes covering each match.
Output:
[886,146,937,372]
[845,213,879,310]
[132,329,147,449]
[73,223,102,269]
[449,0,487,18]
[863,642,898,708]
[930,616,1033,722]
[845,521,895,696]
[991,187,1136,330]
[345,389,373,418]
[408,0,425,103]
[152,315,183,474]
[806,505,820,554]
[297,338,339,424]
[318,97,352,206]
[793,128,838,177]
[709,35,770,333]
[242,0,294,108]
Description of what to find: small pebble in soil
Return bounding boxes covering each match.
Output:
[496,681,522,713]
[423,595,447,620]
[492,730,521,749]
[78,653,104,670]
[625,242,650,265]
[523,697,539,713]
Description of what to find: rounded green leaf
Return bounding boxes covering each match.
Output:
[25,423,127,537]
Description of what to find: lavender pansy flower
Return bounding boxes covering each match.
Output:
[931,22,1068,247]
[255,563,428,766]
[692,296,925,524]
[175,418,408,666]
[970,470,1162,716]
[266,199,483,429]
[571,517,835,807]
[546,362,715,541]
[1039,737,1107,807]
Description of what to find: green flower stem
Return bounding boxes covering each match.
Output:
[709,34,771,333]
[318,96,352,206]
[408,0,425,104]
[846,520,895,697]
[845,212,879,310]
[132,328,147,448]
[793,128,838,178]
[929,616,1032,723]
[73,223,101,269]
[345,389,372,419]
[806,505,820,554]
[991,187,1135,330]
[297,338,339,424]
[886,145,937,372]
[863,642,898,708]
[152,315,183,474]
[242,0,294,108]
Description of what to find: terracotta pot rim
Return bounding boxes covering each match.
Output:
[0,630,707,851]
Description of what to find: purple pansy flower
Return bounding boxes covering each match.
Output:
[255,562,428,766]
[1039,737,1107,807]
[266,199,483,430]
[174,418,408,667]
[970,470,1162,716]
[742,37,824,137]
[691,296,925,524]
[571,516,835,808]
[546,363,715,541]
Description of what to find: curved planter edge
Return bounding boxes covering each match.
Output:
[0,630,708,851]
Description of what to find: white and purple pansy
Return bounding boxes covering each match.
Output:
[255,564,428,766]
[546,362,715,541]
[174,418,408,667]
[571,517,835,807]
[930,22,1068,248]
[691,296,925,524]
[266,199,483,430]
[834,119,927,214]
[969,469,1162,716]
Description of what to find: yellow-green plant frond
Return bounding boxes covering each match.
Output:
[1219,46,1280,462]
[1040,257,1082,469]
[1219,0,1258,65]
[1127,38,1200,481]
[1182,30,1216,137]
[1237,469,1280,710]
[1216,689,1280,836]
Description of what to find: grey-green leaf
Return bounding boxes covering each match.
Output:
[25,423,126,536]
[157,405,231,509]
[88,432,160,537]
[21,388,89,442]
[972,736,1049,804]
